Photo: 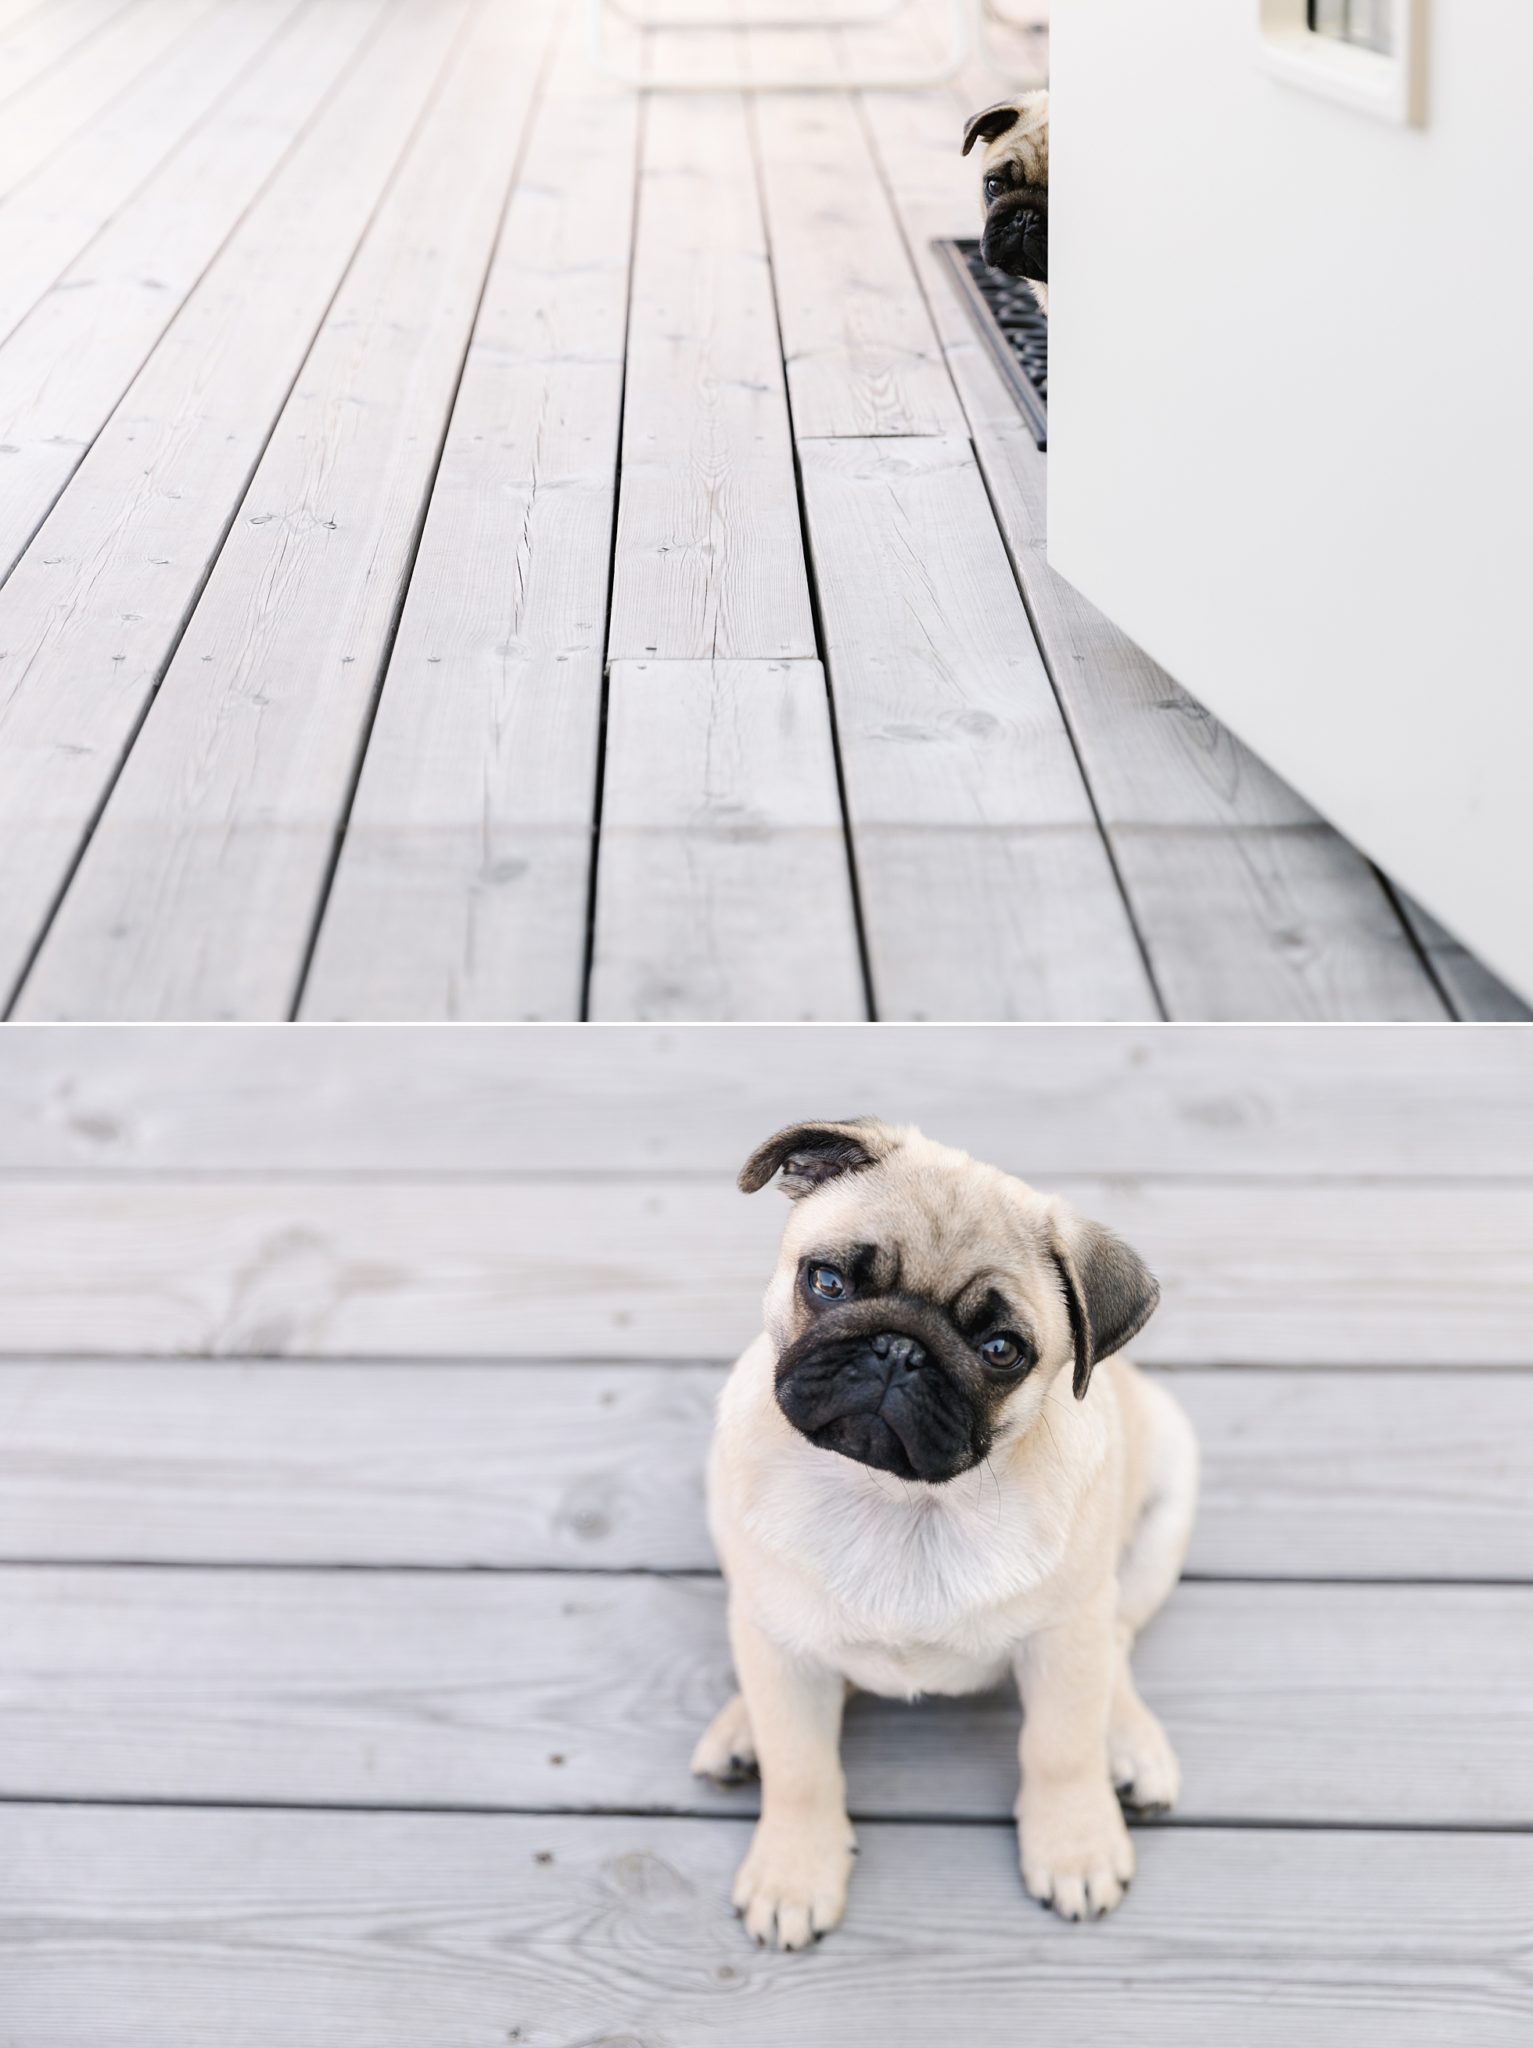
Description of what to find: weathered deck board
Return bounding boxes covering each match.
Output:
[0,0,469,1011]
[797,432,1155,1017]
[0,0,209,203]
[607,47,815,662]
[0,0,385,582]
[1111,826,1447,1022]
[2,1567,1529,1823]
[0,1175,1528,1363]
[750,32,965,437]
[588,659,865,1019]
[861,82,1449,1022]
[798,433,1096,829]
[7,1810,1529,2048]
[854,823,1162,1020]
[301,22,635,1023]
[4,1023,1529,1177]
[16,0,556,1022]
[2,1360,1528,1581]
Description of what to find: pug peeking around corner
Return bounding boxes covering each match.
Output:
[693,1118,1198,1950]
[964,92,1049,310]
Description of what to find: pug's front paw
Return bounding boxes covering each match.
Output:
[1018,1783,1135,1920]
[731,1810,857,1950]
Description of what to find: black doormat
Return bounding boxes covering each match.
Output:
[933,238,1047,449]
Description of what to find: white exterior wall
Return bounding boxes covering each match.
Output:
[1048,0,1533,998]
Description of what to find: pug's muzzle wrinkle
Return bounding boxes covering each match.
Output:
[982,201,1048,284]
[775,1322,988,1483]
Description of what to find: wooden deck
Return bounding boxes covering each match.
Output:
[0,0,1519,1019]
[2,1024,1532,2042]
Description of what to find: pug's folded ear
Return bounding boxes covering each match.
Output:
[738,1118,897,1199]
[1048,1205,1161,1400]
[962,99,1021,157]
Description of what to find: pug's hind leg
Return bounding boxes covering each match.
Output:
[1108,1628,1181,1816]
[691,1691,758,1783]
[727,1607,857,1952]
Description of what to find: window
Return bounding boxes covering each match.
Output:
[1259,0,1424,124]
[1307,1,1392,56]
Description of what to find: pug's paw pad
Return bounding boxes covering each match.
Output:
[1019,1791,1135,1921]
[691,1693,757,1783]
[731,1814,856,1951]
[1110,1704,1181,1816]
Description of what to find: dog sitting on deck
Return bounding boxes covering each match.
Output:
[692,1118,1198,1949]
[963,92,1049,312]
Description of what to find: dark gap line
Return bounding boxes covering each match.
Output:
[746,77,877,1022]
[0,1792,1526,1838]
[1,0,475,1018]
[577,61,645,1022]
[0,1558,1526,1589]
[1376,866,1461,1018]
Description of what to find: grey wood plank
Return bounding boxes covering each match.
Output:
[0,0,303,353]
[2,1568,1529,1824]
[7,1810,1529,2048]
[0,0,386,584]
[750,36,965,437]
[0,0,209,203]
[606,70,816,661]
[1400,893,1533,1021]
[16,0,558,1022]
[797,432,1155,1017]
[799,435,1092,832]
[3,1023,1530,1177]
[0,0,472,1013]
[855,823,1157,1020]
[862,84,1450,1023]
[300,22,636,1023]
[2,1360,1528,1581]
[1112,826,1448,1022]
[0,1175,1529,1364]
[588,659,865,1020]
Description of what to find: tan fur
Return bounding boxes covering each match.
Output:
[694,1121,1198,1949]
[974,90,1050,314]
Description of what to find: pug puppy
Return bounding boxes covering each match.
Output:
[963,92,1049,310]
[692,1117,1198,1950]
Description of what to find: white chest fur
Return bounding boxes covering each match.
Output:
[711,1341,1112,1701]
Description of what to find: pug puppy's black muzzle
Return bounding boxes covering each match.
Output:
[982,199,1047,285]
[775,1304,989,1484]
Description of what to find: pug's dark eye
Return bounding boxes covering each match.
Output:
[979,1333,1026,1373]
[807,1264,847,1301]
[984,174,1005,199]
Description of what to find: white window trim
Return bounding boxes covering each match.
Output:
[1258,0,1426,125]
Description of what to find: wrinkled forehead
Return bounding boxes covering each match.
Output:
[779,1156,1046,1301]
[983,118,1048,188]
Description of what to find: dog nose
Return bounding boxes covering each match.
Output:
[870,1333,927,1375]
